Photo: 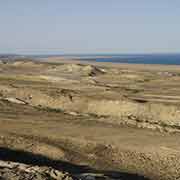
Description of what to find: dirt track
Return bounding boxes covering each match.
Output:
[1,59,180,179]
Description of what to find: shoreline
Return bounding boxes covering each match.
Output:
[41,57,180,72]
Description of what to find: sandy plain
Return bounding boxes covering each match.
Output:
[1,57,180,179]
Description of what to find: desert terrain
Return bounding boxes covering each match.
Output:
[1,58,180,179]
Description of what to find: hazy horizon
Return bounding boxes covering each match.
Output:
[0,0,180,54]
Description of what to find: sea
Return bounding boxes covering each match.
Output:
[75,54,180,65]
[31,53,180,65]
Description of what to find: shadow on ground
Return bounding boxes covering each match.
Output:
[0,147,150,180]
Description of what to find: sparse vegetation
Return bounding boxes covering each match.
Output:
[1,59,180,180]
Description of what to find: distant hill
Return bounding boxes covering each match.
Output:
[0,54,24,59]
[0,54,28,64]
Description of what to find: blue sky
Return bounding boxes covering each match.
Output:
[0,0,180,54]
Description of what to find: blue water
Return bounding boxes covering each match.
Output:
[77,54,180,65]
[71,54,180,65]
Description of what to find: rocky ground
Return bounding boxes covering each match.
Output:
[0,160,74,180]
[0,159,148,180]
[1,58,180,179]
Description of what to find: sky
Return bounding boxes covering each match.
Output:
[0,0,180,54]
